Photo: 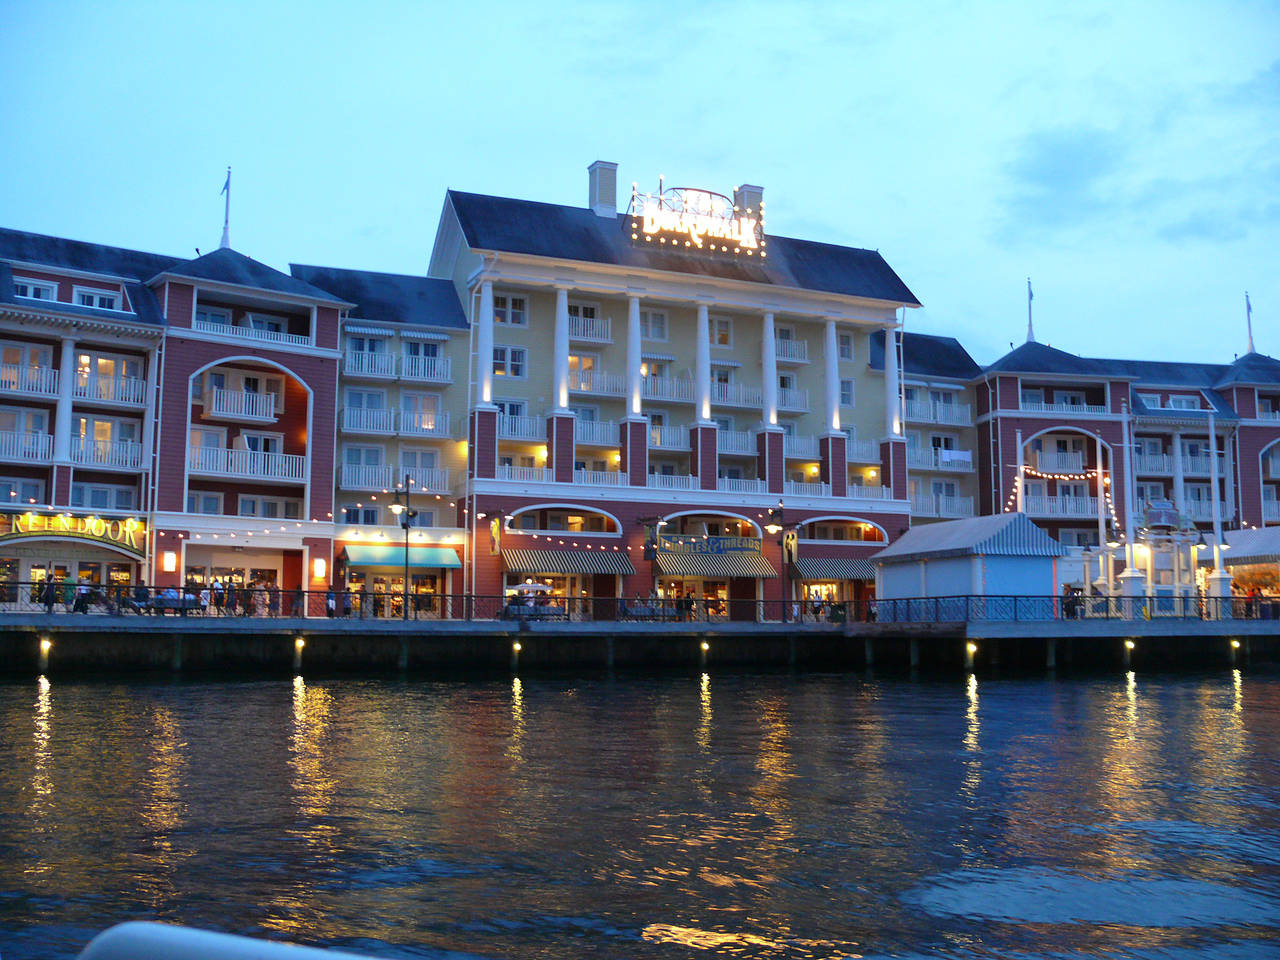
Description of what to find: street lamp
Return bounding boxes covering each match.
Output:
[388,478,418,620]
[766,499,790,623]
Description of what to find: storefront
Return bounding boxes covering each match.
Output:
[340,544,461,618]
[0,510,146,608]
[653,535,777,621]
[501,548,635,620]
[792,556,877,620]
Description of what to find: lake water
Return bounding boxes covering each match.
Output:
[1,671,1279,959]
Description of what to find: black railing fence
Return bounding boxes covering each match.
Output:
[0,582,1274,623]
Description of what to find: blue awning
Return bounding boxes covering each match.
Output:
[343,545,461,568]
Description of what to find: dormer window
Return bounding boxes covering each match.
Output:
[14,278,56,300]
[196,306,231,326]
[1168,395,1199,410]
[74,287,119,310]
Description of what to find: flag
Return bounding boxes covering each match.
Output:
[220,169,230,195]
[1246,292,1252,320]
[1027,278,1033,302]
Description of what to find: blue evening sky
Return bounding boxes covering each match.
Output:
[2,1,1275,366]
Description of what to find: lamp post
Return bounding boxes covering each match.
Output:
[767,499,788,622]
[388,478,418,621]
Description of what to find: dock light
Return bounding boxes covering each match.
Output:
[1231,640,1241,649]
[40,639,52,654]
[1125,640,1135,650]
[513,642,522,653]
[312,557,327,580]
[161,550,177,573]
[966,642,978,654]
[700,641,710,652]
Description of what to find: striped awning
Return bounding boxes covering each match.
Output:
[793,556,877,581]
[656,552,778,578]
[503,549,636,576]
[342,323,396,336]
[342,545,461,568]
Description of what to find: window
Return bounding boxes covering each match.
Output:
[246,313,283,333]
[187,492,223,514]
[76,351,141,385]
[569,405,598,421]
[710,316,733,347]
[493,346,526,377]
[568,352,596,381]
[195,306,231,326]
[76,415,139,446]
[840,379,855,407]
[776,325,795,342]
[241,432,282,454]
[72,482,135,510]
[341,504,380,525]
[0,407,46,435]
[239,496,302,519]
[641,360,668,379]
[714,367,733,386]
[1054,390,1084,406]
[343,445,383,467]
[407,509,435,528]
[838,333,854,361]
[930,389,955,406]
[778,373,795,391]
[1,477,44,505]
[568,302,597,321]
[1020,388,1043,406]
[714,416,733,431]
[404,339,440,361]
[640,310,667,340]
[346,388,386,410]
[348,335,387,354]
[401,448,438,470]
[779,421,796,436]
[73,287,119,310]
[402,392,442,429]
[190,426,224,450]
[1136,437,1162,455]
[1137,482,1165,501]
[1169,395,1199,410]
[495,399,524,417]
[13,278,56,300]
[494,294,527,326]
[1060,529,1100,547]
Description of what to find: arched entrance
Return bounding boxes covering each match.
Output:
[651,511,775,621]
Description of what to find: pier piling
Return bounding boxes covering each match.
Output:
[1046,638,1056,670]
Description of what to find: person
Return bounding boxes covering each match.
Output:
[74,580,91,613]
[326,588,337,618]
[132,583,150,614]
[343,589,353,618]
[40,578,58,614]
[212,579,225,616]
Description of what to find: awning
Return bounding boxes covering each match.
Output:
[793,556,877,581]
[343,545,461,568]
[656,552,778,578]
[342,323,396,336]
[503,549,635,576]
[398,329,451,341]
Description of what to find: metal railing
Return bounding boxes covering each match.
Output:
[0,430,54,462]
[0,363,58,396]
[872,594,1251,623]
[188,446,306,481]
[195,316,312,347]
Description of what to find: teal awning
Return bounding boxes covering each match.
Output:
[343,545,461,568]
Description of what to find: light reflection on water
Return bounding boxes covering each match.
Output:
[0,673,1279,960]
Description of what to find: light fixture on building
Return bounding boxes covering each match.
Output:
[312,557,327,580]
[162,551,177,572]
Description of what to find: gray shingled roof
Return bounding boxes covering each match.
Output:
[984,341,1118,376]
[290,264,466,330]
[446,190,921,305]
[873,512,1065,564]
[1215,352,1280,388]
[155,248,349,304]
[1130,388,1239,423]
[0,254,167,327]
[0,226,182,281]
[869,329,981,379]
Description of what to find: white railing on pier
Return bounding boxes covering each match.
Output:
[403,466,450,493]
[846,439,879,462]
[711,381,763,408]
[1133,453,1172,473]
[784,480,830,498]
[400,409,450,437]
[642,376,695,402]
[568,369,625,396]
[189,447,305,481]
[574,468,628,486]
[649,424,686,450]
[1035,451,1084,473]
[0,430,53,463]
[497,464,555,483]
[205,387,276,422]
[1023,494,1099,517]
[1,364,58,397]
[75,375,146,405]
[195,316,311,347]
[339,463,394,491]
[778,387,809,411]
[648,473,696,490]
[343,350,396,378]
[72,438,144,469]
[719,429,755,455]
[1021,399,1109,415]
[904,399,972,425]
[568,314,612,342]
[718,477,767,493]
[497,414,545,440]
[784,435,820,459]
[401,355,452,382]
[575,419,617,446]
[774,338,808,362]
[341,407,395,434]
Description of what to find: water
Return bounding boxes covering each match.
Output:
[2,671,1279,959]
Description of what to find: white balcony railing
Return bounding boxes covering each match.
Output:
[497,464,554,483]
[908,448,973,471]
[343,350,396,378]
[576,420,617,446]
[75,375,146,405]
[402,355,452,382]
[1023,495,1099,517]
[1133,453,1172,474]
[1035,451,1084,473]
[497,414,545,441]
[403,466,450,493]
[719,429,755,455]
[846,439,879,462]
[1257,408,1280,421]
[778,387,809,412]
[642,377,695,402]
[0,364,58,397]
[784,435,820,459]
[904,399,972,426]
[574,468,628,486]
[341,407,396,434]
[849,484,894,500]
[1264,501,1280,522]
[204,388,277,422]
[911,494,975,518]
[650,424,687,450]
[72,439,143,469]
[648,473,697,490]
[718,477,768,493]
[711,381,763,408]
[194,316,311,347]
[339,463,395,491]
[400,409,450,437]
[774,338,808,363]
[568,314,612,343]
[568,370,626,396]
[0,431,53,463]
[1020,400,1109,416]
[784,480,830,498]
[1180,455,1217,475]
[189,447,306,481]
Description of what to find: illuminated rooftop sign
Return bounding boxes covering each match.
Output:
[629,179,766,256]
[0,511,148,558]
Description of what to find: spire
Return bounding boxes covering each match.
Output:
[1246,291,1254,354]
[219,166,231,250]
[1026,277,1035,343]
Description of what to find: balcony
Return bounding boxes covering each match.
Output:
[204,388,277,423]
[341,407,396,434]
[400,409,450,438]
[194,316,311,348]
[1258,409,1280,421]
[846,439,879,462]
[911,493,975,518]
[0,431,53,463]
[909,447,974,471]
[649,424,686,450]
[1020,400,1109,416]
[778,387,809,412]
[75,374,146,405]
[1180,455,1218,475]
[402,355,452,383]
[575,420,617,447]
[849,484,893,500]
[784,480,830,498]
[343,350,396,378]
[1265,501,1279,522]
[904,399,972,426]
[774,338,808,363]
[1024,495,1099,517]
[403,466,450,494]
[568,314,612,343]
[497,464,554,483]
[497,414,545,441]
[719,430,755,455]
[711,381,763,408]
[643,376,695,403]
[339,463,394,491]
[784,435,819,459]
[574,468,627,486]
[1035,451,1084,473]
[72,438,143,470]
[1133,453,1172,473]
[719,477,767,493]
[1,364,58,398]
[568,369,625,397]
[189,447,306,482]
[648,474,697,490]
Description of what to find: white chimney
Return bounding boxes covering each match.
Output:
[733,184,764,215]
[588,160,618,218]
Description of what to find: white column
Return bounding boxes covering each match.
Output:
[53,336,76,461]
[553,287,570,411]
[695,303,711,423]
[141,346,159,464]
[824,318,840,432]
[884,325,901,437]
[1095,433,1107,546]
[1015,428,1025,512]
[1209,413,1224,568]
[1224,432,1236,522]
[1172,430,1185,514]
[761,312,778,426]
[477,280,495,405]
[627,296,643,417]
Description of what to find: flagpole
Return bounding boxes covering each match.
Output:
[219,166,231,250]
[1246,292,1254,354]
[1026,277,1035,343]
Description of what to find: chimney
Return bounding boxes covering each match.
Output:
[588,160,618,218]
[733,184,764,216]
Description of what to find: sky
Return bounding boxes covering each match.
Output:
[2,0,1276,366]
